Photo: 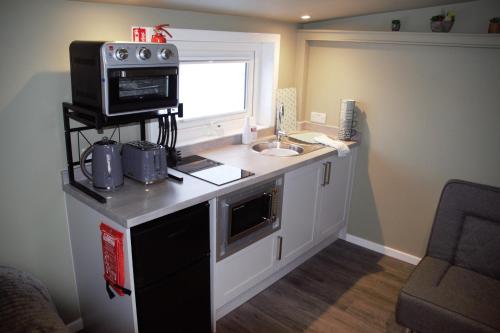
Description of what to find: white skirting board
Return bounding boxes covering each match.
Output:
[342,233,421,265]
[67,318,84,332]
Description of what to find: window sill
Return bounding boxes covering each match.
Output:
[177,126,274,157]
[177,124,269,147]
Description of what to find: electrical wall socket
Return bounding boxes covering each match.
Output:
[311,112,326,124]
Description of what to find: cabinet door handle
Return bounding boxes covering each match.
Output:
[321,162,328,186]
[277,236,283,261]
[326,161,332,185]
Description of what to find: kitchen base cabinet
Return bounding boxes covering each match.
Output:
[214,148,358,321]
[65,195,212,333]
[214,233,277,310]
[315,153,354,244]
[277,150,356,269]
[278,161,321,267]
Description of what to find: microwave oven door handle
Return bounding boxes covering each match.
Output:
[120,68,178,78]
[264,192,275,222]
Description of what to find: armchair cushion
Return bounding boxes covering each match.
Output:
[397,257,500,333]
[455,215,500,280]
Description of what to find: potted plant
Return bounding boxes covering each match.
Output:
[392,19,401,31]
[489,17,500,33]
[430,11,455,32]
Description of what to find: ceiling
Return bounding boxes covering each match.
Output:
[79,0,473,23]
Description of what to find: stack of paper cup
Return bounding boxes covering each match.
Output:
[338,99,356,141]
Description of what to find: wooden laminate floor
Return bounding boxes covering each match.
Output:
[216,239,415,333]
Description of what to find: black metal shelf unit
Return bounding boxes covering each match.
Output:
[63,102,183,203]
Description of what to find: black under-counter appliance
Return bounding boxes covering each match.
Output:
[131,202,211,333]
[69,41,179,116]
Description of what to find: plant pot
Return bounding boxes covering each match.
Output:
[431,20,454,32]
[489,23,500,33]
[392,21,401,31]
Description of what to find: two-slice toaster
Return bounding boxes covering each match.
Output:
[122,141,167,184]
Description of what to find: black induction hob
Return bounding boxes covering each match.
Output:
[173,155,254,186]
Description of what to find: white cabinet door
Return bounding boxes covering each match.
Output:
[214,233,277,309]
[278,161,321,267]
[315,154,353,244]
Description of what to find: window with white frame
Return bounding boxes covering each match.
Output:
[179,55,253,121]
[147,29,280,144]
[180,61,248,120]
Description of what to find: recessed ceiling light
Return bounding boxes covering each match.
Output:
[301,15,311,20]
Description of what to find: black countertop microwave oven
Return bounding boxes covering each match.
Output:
[69,41,179,116]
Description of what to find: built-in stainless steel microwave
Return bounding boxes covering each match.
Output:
[69,41,179,116]
[216,176,283,261]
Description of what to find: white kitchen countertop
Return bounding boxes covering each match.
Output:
[62,138,358,228]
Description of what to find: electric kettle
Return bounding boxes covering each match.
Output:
[80,137,123,190]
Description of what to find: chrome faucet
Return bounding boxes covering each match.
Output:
[276,103,286,142]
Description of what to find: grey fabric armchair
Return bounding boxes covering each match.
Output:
[396,179,500,333]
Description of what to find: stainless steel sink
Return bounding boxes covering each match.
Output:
[251,139,324,157]
[252,141,304,156]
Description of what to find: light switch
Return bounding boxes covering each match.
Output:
[311,112,326,124]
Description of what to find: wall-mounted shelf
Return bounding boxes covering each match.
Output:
[297,29,500,49]
[62,102,183,203]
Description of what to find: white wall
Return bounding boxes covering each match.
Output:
[0,0,297,323]
[300,0,500,257]
[303,0,500,33]
[303,38,500,257]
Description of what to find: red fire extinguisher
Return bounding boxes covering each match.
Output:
[151,24,173,43]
